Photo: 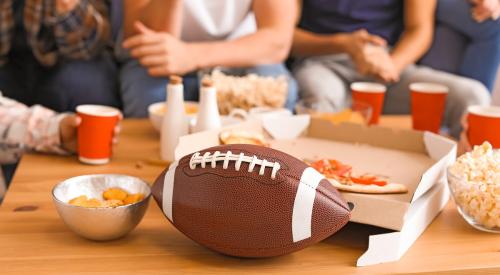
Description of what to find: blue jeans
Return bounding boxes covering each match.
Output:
[119,60,299,117]
[420,0,500,92]
[0,52,121,112]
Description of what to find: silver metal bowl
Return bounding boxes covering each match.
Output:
[52,174,151,241]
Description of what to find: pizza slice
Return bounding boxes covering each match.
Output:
[328,175,408,194]
[308,159,408,194]
[308,158,352,177]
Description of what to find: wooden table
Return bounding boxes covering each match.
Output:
[0,117,499,274]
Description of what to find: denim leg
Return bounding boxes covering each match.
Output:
[437,0,500,39]
[419,24,467,74]
[0,59,31,104]
[227,63,299,111]
[0,163,18,186]
[435,0,500,91]
[36,53,121,112]
[459,33,500,92]
[119,59,199,117]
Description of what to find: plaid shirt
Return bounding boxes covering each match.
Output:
[0,92,68,164]
[0,0,110,66]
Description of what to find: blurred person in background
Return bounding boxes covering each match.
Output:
[419,0,500,154]
[421,0,500,93]
[0,0,120,113]
[291,0,491,138]
[0,92,120,197]
[120,0,298,117]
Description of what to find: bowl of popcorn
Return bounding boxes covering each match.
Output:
[447,142,500,233]
[52,174,151,241]
[205,70,289,115]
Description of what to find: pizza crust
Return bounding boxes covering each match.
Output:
[327,178,408,194]
[219,130,268,146]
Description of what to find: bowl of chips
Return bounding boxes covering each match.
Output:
[52,174,151,241]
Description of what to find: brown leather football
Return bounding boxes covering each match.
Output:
[152,144,350,258]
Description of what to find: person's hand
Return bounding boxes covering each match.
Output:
[346,29,387,68]
[470,0,500,22]
[345,30,399,82]
[55,0,79,14]
[60,114,121,153]
[346,29,388,52]
[123,21,198,77]
[458,114,472,156]
[360,44,401,83]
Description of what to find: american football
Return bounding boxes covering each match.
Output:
[152,144,351,258]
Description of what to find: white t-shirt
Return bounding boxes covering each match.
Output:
[181,0,256,42]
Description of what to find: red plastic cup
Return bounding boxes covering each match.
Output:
[410,83,448,133]
[467,105,500,148]
[76,105,121,165]
[351,82,386,125]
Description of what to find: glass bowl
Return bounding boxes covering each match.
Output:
[295,100,372,125]
[447,167,500,233]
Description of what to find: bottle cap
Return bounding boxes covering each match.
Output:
[169,75,183,85]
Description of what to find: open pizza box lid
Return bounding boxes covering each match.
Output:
[175,115,456,266]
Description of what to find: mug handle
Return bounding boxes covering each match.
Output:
[228,108,249,120]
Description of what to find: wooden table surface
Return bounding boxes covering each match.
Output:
[0,117,499,274]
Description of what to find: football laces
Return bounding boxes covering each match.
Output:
[189,151,281,179]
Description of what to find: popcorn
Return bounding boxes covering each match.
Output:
[206,70,288,115]
[449,142,500,230]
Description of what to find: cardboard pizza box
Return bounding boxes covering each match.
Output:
[176,115,456,231]
[175,115,456,266]
[356,178,449,266]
